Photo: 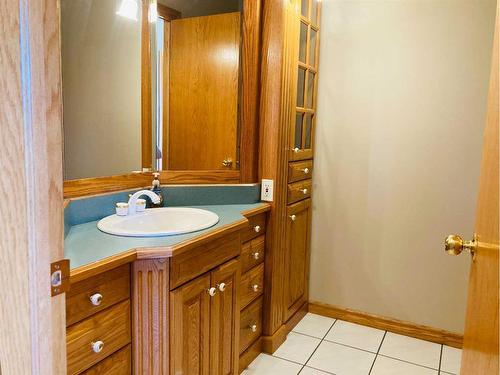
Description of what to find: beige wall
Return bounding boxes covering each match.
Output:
[311,0,496,333]
[62,0,142,180]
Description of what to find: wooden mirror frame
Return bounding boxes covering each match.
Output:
[63,0,261,198]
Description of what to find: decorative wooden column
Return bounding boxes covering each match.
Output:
[133,258,170,374]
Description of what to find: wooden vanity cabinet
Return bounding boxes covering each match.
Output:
[170,259,241,375]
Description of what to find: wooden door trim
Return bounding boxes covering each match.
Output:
[0,0,66,372]
[239,0,262,182]
[309,301,464,349]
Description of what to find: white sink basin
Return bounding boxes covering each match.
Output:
[97,207,219,237]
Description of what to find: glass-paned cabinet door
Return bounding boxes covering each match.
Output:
[291,0,321,161]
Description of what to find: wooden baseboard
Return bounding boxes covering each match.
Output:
[239,337,262,374]
[309,301,463,349]
[261,301,308,354]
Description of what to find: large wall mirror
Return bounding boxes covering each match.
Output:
[61,0,260,193]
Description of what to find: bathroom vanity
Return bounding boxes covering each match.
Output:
[63,189,269,374]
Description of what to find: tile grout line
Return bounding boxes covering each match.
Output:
[368,330,387,375]
[438,344,443,374]
[298,319,339,374]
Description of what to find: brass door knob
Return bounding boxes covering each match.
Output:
[222,159,233,167]
[445,234,478,256]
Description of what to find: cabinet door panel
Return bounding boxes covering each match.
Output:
[210,259,241,375]
[284,199,312,321]
[170,274,211,375]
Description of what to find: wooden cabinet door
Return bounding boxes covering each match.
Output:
[210,259,241,375]
[284,199,312,321]
[170,274,211,375]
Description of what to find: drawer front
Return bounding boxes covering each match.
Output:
[287,179,312,204]
[67,300,131,375]
[66,264,130,326]
[288,160,313,183]
[81,344,131,375]
[241,235,265,273]
[240,263,264,310]
[239,297,263,354]
[242,213,266,243]
[170,231,241,289]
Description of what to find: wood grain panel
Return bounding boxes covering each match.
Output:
[66,264,130,326]
[66,300,131,375]
[309,301,463,349]
[210,259,241,375]
[461,7,499,374]
[288,160,313,183]
[240,0,262,183]
[240,263,265,310]
[170,273,211,375]
[242,213,267,243]
[241,235,266,273]
[0,0,66,372]
[239,297,263,354]
[258,0,300,336]
[239,337,262,373]
[170,231,241,289]
[81,345,131,375]
[169,12,240,170]
[287,179,312,204]
[284,199,311,321]
[132,259,169,375]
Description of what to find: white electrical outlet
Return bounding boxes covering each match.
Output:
[261,179,274,202]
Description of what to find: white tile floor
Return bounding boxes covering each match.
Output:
[243,313,462,375]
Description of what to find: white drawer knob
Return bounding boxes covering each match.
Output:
[301,188,308,195]
[89,293,103,306]
[302,168,310,174]
[254,225,261,233]
[290,215,296,221]
[250,324,258,332]
[208,287,217,297]
[218,283,226,292]
[91,341,104,353]
[252,284,259,292]
[252,252,260,260]
[293,147,300,153]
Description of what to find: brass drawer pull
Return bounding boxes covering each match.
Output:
[293,147,300,153]
[302,168,310,174]
[252,252,260,260]
[89,293,103,306]
[254,225,261,233]
[290,215,296,221]
[207,287,217,297]
[300,188,308,195]
[250,324,258,332]
[91,341,104,353]
[252,284,259,292]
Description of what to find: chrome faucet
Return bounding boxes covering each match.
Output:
[127,190,161,215]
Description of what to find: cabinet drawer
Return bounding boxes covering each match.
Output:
[239,297,263,354]
[242,213,266,242]
[288,160,313,183]
[287,180,312,204]
[241,235,265,273]
[240,263,264,310]
[66,264,130,326]
[81,344,131,375]
[67,300,131,375]
[170,231,240,289]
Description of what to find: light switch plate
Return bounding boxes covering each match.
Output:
[261,179,274,202]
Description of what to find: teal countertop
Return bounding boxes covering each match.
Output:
[65,203,267,270]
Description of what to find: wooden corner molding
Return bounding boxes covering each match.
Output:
[309,301,463,349]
